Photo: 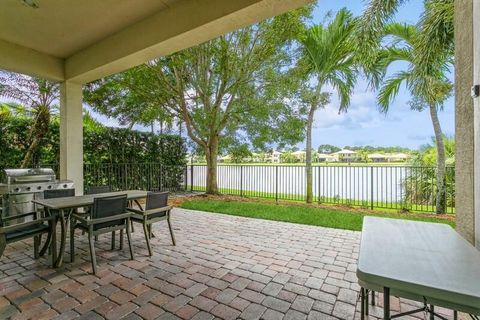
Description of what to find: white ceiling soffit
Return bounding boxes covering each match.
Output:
[0,0,312,83]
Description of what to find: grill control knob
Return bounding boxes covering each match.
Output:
[37,186,42,190]
[63,184,68,188]
[47,185,52,189]
[14,187,20,192]
[26,187,31,191]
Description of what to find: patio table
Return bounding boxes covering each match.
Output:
[33,190,147,268]
[357,216,480,320]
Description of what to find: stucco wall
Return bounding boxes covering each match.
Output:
[455,0,475,244]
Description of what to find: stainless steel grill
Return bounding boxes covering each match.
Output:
[0,168,74,226]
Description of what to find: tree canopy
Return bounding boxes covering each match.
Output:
[85,7,313,193]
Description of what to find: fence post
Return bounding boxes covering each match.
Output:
[318,166,321,204]
[275,165,279,203]
[124,163,128,190]
[240,165,243,197]
[184,165,188,191]
[190,165,194,192]
[370,166,374,210]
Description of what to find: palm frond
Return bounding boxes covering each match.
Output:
[299,8,358,112]
[416,0,454,68]
[357,0,407,59]
[383,22,418,46]
[377,71,411,113]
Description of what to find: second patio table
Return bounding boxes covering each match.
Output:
[357,216,480,320]
[33,190,148,268]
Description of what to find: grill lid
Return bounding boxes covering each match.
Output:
[2,168,56,184]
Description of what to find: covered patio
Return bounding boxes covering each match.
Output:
[1,0,480,319]
[0,208,458,319]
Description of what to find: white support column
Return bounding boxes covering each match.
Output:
[455,0,475,245]
[474,0,480,248]
[60,81,84,195]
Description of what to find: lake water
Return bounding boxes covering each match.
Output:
[187,165,427,205]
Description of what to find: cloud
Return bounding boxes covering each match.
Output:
[407,134,428,141]
[314,82,384,130]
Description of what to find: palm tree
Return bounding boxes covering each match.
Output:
[0,72,59,168]
[358,0,453,71]
[298,9,358,203]
[376,23,452,214]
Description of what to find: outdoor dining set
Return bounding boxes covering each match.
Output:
[0,168,175,275]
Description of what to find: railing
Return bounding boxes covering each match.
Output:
[186,164,455,214]
[84,163,187,192]
[2,163,454,213]
[39,163,188,192]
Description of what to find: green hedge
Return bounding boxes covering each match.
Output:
[0,116,187,169]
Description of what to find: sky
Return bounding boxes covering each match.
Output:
[306,0,455,149]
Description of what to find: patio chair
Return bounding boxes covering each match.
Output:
[41,188,77,257]
[86,185,112,195]
[44,188,76,200]
[85,185,113,242]
[70,194,134,274]
[85,185,136,244]
[0,208,55,264]
[127,191,175,256]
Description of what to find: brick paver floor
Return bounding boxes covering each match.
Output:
[0,208,459,319]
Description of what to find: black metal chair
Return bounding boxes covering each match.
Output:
[0,208,55,264]
[86,185,112,195]
[127,191,175,256]
[85,185,113,241]
[41,188,77,258]
[70,194,134,274]
[44,188,76,200]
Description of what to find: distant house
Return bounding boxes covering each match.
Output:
[315,153,337,162]
[332,149,360,162]
[291,150,306,162]
[387,153,410,162]
[368,153,389,163]
[265,150,282,163]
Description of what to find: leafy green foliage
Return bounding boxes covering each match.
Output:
[317,144,341,154]
[369,22,451,214]
[85,7,313,193]
[403,137,455,212]
[296,8,359,203]
[0,114,187,170]
[0,72,59,167]
[412,136,455,167]
[343,145,411,153]
[298,9,358,111]
[228,145,252,164]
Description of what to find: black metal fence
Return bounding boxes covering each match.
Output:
[84,163,187,192]
[6,163,454,213]
[39,163,188,192]
[187,165,455,213]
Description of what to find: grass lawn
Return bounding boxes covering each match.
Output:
[179,198,455,232]
[190,185,455,214]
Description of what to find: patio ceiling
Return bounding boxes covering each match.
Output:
[0,0,312,84]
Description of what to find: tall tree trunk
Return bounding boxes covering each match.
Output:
[21,136,43,168]
[178,119,183,137]
[306,105,316,204]
[205,137,219,194]
[429,103,446,214]
[21,105,50,168]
